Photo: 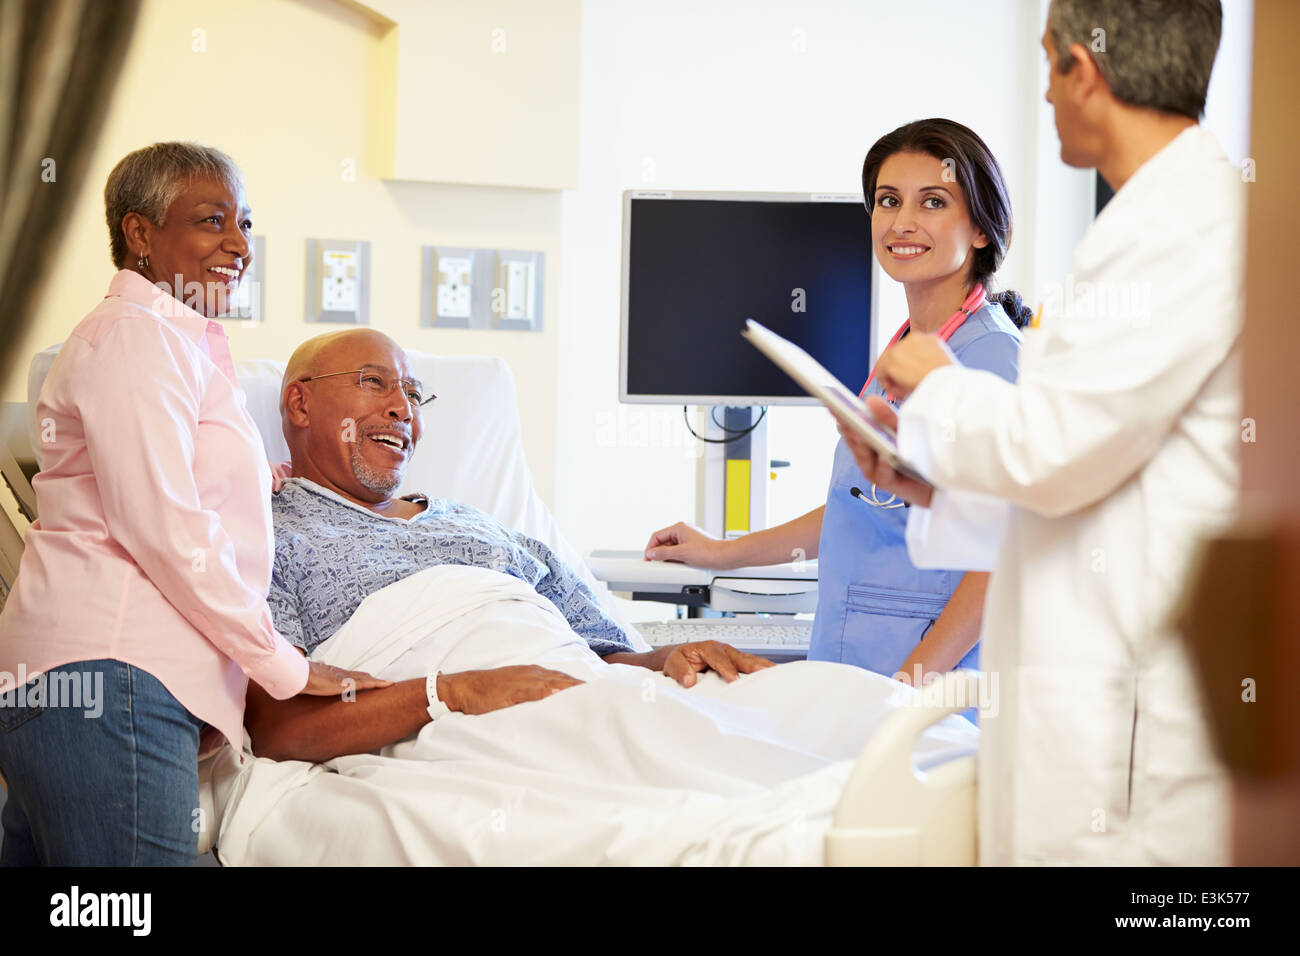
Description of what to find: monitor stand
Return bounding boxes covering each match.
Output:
[585,406,816,620]
[694,406,769,540]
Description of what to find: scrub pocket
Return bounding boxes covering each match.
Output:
[841,584,950,675]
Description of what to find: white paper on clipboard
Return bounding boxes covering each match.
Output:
[741,319,928,482]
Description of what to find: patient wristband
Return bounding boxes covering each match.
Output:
[425,668,452,721]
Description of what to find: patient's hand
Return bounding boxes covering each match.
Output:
[662,641,776,688]
[441,665,583,716]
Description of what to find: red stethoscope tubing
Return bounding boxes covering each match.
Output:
[859,284,987,398]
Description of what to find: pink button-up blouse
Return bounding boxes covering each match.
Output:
[0,270,308,751]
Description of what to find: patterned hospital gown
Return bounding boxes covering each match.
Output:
[268,478,632,656]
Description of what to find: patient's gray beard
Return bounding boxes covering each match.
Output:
[350,440,404,495]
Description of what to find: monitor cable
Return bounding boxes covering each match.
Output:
[682,405,768,444]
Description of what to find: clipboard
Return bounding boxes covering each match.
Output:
[741,319,927,483]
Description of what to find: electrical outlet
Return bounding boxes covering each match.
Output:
[421,246,482,328]
[420,246,544,331]
[306,239,370,324]
[491,249,545,331]
[437,256,473,318]
[322,251,359,311]
[503,260,533,318]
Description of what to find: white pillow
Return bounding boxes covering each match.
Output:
[27,344,647,651]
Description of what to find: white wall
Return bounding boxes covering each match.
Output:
[1204,0,1255,165]
[555,0,1056,575]
[554,0,1255,590]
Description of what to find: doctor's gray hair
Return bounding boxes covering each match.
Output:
[862,118,1032,328]
[1047,0,1222,119]
[104,142,244,267]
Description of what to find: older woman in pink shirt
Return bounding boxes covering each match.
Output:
[0,143,387,866]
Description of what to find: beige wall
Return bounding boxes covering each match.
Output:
[5,0,563,505]
[356,0,581,188]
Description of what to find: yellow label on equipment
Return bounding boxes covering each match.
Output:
[725,459,751,533]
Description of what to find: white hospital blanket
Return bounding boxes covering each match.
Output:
[208,565,978,865]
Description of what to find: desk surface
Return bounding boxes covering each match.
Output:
[587,549,818,588]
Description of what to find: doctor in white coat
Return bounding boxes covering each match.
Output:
[835,0,1241,865]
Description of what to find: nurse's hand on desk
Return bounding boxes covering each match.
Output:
[662,641,776,688]
[644,521,732,568]
[873,333,954,400]
[834,397,935,508]
[300,660,394,695]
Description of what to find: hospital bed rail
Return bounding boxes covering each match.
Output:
[826,669,979,866]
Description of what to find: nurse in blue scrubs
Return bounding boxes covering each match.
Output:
[645,118,1031,687]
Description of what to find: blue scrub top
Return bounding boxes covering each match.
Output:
[807,301,1023,678]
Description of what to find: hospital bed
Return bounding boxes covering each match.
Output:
[9,345,980,866]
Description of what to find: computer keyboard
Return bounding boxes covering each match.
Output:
[635,618,812,658]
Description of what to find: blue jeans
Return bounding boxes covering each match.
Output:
[0,659,204,866]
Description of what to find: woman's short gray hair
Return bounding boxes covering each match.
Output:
[104,142,244,267]
[1047,0,1221,119]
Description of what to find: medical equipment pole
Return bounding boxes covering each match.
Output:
[694,406,769,540]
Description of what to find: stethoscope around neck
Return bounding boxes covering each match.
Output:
[850,485,905,510]
[845,284,987,513]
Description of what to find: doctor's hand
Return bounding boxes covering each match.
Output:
[644,521,733,568]
[300,660,394,696]
[873,333,955,400]
[437,665,584,716]
[662,641,776,688]
[834,397,935,508]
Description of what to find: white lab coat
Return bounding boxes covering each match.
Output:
[898,125,1243,865]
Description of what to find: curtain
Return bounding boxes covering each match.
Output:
[0,0,141,385]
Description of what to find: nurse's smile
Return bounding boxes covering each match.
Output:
[887,243,930,260]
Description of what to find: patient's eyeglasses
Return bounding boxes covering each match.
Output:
[297,365,436,408]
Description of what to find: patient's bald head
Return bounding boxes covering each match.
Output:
[280,329,426,507]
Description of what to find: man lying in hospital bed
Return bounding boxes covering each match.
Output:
[260,328,776,734]
[207,330,980,865]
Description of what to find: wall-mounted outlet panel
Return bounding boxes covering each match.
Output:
[420,246,479,328]
[216,234,266,322]
[490,249,544,331]
[420,246,544,331]
[306,238,370,324]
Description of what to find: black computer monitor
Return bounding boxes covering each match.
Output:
[619,190,873,406]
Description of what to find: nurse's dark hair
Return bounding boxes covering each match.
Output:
[104,141,243,267]
[861,118,1033,328]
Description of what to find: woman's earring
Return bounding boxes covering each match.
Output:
[137,255,149,270]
